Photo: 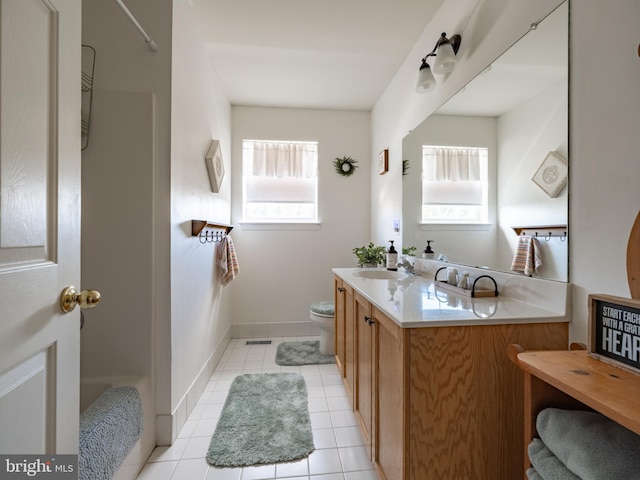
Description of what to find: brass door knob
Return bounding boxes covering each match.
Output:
[59,286,101,313]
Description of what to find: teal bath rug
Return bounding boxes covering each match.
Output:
[206,373,314,467]
[275,340,336,366]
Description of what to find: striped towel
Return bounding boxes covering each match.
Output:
[217,235,239,286]
[511,235,542,276]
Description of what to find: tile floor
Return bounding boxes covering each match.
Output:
[136,337,379,480]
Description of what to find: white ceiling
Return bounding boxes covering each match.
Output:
[188,0,446,110]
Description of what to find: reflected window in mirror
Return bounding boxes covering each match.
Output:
[422,145,489,224]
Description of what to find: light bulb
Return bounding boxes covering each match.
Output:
[432,41,457,74]
[416,61,436,93]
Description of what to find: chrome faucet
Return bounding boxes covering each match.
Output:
[397,259,417,275]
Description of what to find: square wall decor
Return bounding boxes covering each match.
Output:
[378,149,389,175]
[532,151,567,198]
[205,139,225,193]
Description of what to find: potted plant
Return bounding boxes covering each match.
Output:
[352,242,386,268]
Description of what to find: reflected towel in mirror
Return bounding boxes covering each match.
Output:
[511,235,541,276]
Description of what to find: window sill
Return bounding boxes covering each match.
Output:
[419,223,491,232]
[239,221,322,231]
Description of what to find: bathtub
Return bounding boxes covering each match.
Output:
[80,375,155,480]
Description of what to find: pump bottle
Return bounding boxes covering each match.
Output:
[386,240,398,271]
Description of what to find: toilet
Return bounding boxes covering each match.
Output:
[309,300,335,355]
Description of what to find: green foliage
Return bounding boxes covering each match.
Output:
[352,242,386,267]
[402,246,417,256]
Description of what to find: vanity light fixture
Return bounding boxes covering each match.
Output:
[416,32,462,93]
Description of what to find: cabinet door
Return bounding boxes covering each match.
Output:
[374,308,406,480]
[334,276,346,375]
[355,292,374,450]
[344,283,355,402]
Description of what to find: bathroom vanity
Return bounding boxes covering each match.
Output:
[333,265,570,480]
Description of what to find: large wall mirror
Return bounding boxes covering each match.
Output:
[402,1,568,281]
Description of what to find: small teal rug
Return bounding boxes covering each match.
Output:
[276,340,336,366]
[206,373,314,467]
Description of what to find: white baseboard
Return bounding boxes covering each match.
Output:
[231,321,319,339]
[155,327,232,446]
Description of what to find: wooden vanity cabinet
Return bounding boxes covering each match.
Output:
[334,275,569,479]
[334,276,355,401]
[354,291,374,448]
[334,276,346,375]
[373,306,407,480]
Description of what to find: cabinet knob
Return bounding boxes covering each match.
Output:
[364,316,375,326]
[338,287,345,293]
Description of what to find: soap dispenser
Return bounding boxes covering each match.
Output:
[422,240,435,259]
[386,240,398,271]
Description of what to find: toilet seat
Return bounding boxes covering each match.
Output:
[310,301,334,317]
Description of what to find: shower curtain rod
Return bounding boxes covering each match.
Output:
[114,0,158,52]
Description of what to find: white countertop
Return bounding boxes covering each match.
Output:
[333,267,570,328]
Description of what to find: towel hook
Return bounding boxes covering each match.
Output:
[545,232,552,242]
[560,231,567,242]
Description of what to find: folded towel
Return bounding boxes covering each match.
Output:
[537,408,640,480]
[511,235,541,276]
[217,235,239,286]
[528,438,580,480]
[527,467,543,480]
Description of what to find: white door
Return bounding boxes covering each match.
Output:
[0,0,82,453]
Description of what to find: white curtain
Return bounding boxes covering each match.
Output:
[244,141,317,178]
[422,146,486,182]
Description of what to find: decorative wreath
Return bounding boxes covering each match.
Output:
[333,156,358,177]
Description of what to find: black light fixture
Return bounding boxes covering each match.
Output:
[416,32,462,93]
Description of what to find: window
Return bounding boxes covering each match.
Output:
[242,140,318,222]
[422,145,488,224]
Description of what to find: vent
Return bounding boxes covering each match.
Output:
[245,340,272,345]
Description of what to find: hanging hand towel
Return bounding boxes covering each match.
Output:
[511,235,542,276]
[217,235,239,286]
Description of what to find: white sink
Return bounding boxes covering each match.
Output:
[353,269,409,280]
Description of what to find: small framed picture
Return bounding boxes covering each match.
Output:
[205,140,225,193]
[378,149,389,175]
[532,151,567,198]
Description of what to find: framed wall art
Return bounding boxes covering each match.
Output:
[205,139,225,193]
[532,151,568,198]
[378,149,389,175]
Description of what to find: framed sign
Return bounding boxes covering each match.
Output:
[589,294,640,374]
[378,149,389,175]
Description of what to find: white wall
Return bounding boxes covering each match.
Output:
[81,0,173,448]
[167,0,233,442]
[230,107,370,337]
[569,0,640,343]
[496,81,568,280]
[372,0,640,345]
[82,0,233,446]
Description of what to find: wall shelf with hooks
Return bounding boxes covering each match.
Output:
[191,220,233,243]
[512,225,567,239]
